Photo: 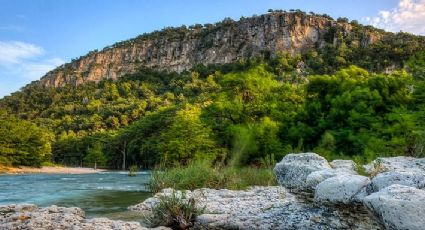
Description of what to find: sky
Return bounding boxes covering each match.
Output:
[1,0,424,98]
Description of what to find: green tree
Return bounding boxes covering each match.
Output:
[0,114,53,166]
[84,142,106,169]
[159,104,220,165]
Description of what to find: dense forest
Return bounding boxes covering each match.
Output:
[1,13,425,169]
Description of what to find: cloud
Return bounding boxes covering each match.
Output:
[365,0,425,35]
[0,41,44,64]
[0,41,65,83]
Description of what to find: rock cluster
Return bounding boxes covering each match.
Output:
[130,186,381,230]
[0,204,170,230]
[274,153,425,230]
[132,153,425,230]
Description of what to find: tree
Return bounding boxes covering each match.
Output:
[290,66,414,159]
[84,142,106,169]
[158,104,220,165]
[0,113,53,166]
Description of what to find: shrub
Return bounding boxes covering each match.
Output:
[148,161,277,192]
[148,191,203,229]
[148,161,223,192]
[128,165,139,176]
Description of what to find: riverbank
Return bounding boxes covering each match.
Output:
[2,154,425,229]
[0,166,107,174]
[131,154,425,229]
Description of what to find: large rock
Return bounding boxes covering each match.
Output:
[314,174,370,204]
[274,152,331,190]
[363,184,425,230]
[365,157,425,175]
[133,186,381,230]
[305,168,356,190]
[368,170,425,193]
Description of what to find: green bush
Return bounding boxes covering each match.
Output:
[128,165,139,176]
[148,191,203,229]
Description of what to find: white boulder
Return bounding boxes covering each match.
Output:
[369,170,425,193]
[314,174,370,204]
[305,169,354,190]
[363,184,425,230]
[274,152,331,190]
[365,156,425,175]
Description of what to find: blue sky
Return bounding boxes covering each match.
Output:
[1,0,424,98]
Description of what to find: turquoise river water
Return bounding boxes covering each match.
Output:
[0,172,152,220]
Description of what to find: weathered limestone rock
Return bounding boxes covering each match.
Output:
[363,184,425,230]
[330,159,357,172]
[0,204,170,230]
[305,168,355,190]
[132,186,381,230]
[314,174,370,204]
[365,156,425,175]
[274,152,331,190]
[368,170,425,193]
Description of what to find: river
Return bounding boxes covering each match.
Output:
[0,171,152,221]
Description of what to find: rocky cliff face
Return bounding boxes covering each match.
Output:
[38,12,380,87]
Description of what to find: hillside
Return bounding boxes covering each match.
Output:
[1,11,425,169]
[35,11,392,88]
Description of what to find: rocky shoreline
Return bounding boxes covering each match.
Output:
[0,204,169,230]
[2,153,425,229]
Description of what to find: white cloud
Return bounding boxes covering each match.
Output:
[0,41,44,64]
[365,0,425,35]
[0,41,65,83]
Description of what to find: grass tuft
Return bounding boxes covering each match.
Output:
[148,161,277,192]
[148,191,203,230]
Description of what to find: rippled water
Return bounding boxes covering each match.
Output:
[0,171,152,220]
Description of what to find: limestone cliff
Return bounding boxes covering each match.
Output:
[37,12,381,87]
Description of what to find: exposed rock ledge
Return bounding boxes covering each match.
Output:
[130,186,381,229]
[0,204,170,230]
[131,153,425,230]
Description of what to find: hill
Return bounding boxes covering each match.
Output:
[1,10,425,169]
[31,10,423,88]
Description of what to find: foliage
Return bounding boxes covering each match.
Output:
[287,66,416,161]
[148,191,203,230]
[0,113,53,166]
[149,161,277,192]
[128,165,138,177]
[158,104,221,166]
[84,141,106,169]
[1,18,425,168]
